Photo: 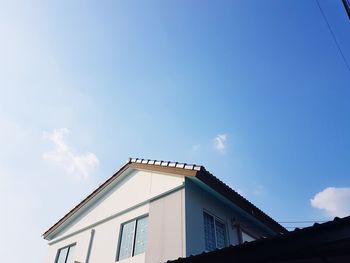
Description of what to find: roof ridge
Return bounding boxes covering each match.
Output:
[129,157,203,171]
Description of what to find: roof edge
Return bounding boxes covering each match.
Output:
[42,160,131,239]
[195,168,287,234]
[43,158,202,239]
[43,158,286,240]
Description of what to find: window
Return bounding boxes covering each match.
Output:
[203,212,227,251]
[117,216,148,261]
[55,244,76,263]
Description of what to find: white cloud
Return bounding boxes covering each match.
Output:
[213,134,227,154]
[311,187,350,218]
[43,128,99,179]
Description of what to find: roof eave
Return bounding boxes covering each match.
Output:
[42,159,202,239]
[195,169,287,234]
[42,158,286,240]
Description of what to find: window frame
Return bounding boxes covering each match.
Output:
[54,243,76,263]
[116,214,148,261]
[203,211,228,251]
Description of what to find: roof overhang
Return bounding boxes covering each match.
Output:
[43,158,287,240]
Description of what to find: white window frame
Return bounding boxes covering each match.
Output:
[116,214,148,261]
[203,211,228,250]
[54,243,76,263]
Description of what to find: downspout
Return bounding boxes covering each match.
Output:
[237,225,243,244]
[231,218,243,244]
[85,229,95,263]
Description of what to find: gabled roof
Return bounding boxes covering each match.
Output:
[168,215,350,263]
[43,158,287,239]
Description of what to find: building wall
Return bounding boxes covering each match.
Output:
[146,189,185,263]
[45,204,149,263]
[184,178,273,257]
[45,168,277,263]
[45,168,185,263]
[55,169,185,239]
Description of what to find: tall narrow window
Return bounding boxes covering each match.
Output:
[117,216,148,261]
[55,244,76,263]
[215,220,226,249]
[118,221,136,260]
[203,212,227,251]
[203,212,216,251]
[134,216,148,256]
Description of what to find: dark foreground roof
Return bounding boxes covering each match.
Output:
[43,158,286,239]
[168,215,350,263]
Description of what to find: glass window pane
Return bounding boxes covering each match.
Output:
[203,212,216,251]
[215,220,226,249]
[118,220,136,260]
[56,247,68,263]
[134,217,148,255]
[66,245,76,263]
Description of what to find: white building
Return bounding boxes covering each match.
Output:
[43,158,286,263]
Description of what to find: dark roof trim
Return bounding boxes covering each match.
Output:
[43,158,286,239]
[195,169,287,233]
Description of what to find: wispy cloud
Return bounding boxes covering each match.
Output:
[213,134,227,154]
[43,128,99,179]
[311,187,350,218]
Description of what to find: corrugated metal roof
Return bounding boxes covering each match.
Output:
[167,215,350,263]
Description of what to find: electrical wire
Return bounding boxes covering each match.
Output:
[278,220,328,224]
[315,0,350,72]
[236,220,329,231]
[239,219,328,224]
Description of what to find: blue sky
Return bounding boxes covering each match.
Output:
[1,1,350,262]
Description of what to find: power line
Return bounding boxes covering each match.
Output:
[236,220,329,230]
[239,219,329,224]
[315,0,350,72]
[278,220,328,224]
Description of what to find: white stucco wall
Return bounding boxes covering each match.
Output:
[45,204,149,263]
[45,168,185,263]
[55,169,184,238]
[146,189,185,263]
